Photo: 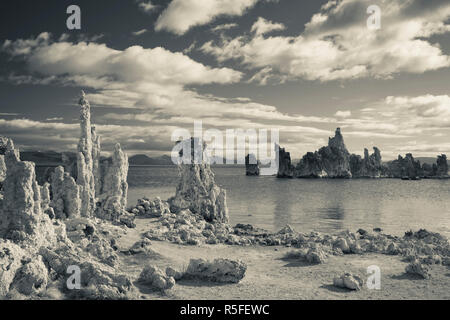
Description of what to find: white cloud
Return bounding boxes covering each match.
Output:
[137,0,158,13]
[132,29,148,36]
[2,34,242,86]
[155,0,260,35]
[211,23,239,32]
[251,17,285,36]
[1,33,337,155]
[335,110,351,118]
[202,0,450,83]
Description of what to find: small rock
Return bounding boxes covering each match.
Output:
[333,273,364,290]
[138,265,175,291]
[183,258,246,283]
[405,260,431,279]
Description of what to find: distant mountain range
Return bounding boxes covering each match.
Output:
[19,151,175,166]
[18,151,246,167]
[20,151,69,166]
[128,154,173,166]
[18,151,448,167]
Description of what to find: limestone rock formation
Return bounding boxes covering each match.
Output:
[169,138,229,224]
[276,145,294,178]
[333,273,364,290]
[130,197,171,217]
[77,91,96,217]
[10,255,49,295]
[318,128,352,178]
[0,137,10,189]
[0,140,59,247]
[183,258,247,283]
[295,128,352,178]
[350,147,383,178]
[62,152,78,180]
[0,240,29,297]
[39,247,133,299]
[97,143,129,221]
[138,265,175,291]
[245,154,260,176]
[295,152,326,178]
[386,154,422,179]
[435,154,448,176]
[405,260,430,279]
[0,155,5,188]
[91,127,102,196]
[50,166,81,219]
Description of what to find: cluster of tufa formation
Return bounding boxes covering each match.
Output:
[168,138,229,223]
[295,128,352,178]
[0,139,62,247]
[386,153,449,179]
[246,128,449,180]
[0,92,135,300]
[44,91,129,221]
[349,147,383,178]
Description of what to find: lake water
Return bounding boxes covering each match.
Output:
[128,166,450,238]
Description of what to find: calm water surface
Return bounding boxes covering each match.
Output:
[127,166,450,237]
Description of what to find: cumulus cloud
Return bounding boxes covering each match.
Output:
[2,34,242,87]
[155,0,260,35]
[1,33,337,155]
[202,0,450,83]
[337,94,450,157]
[251,17,285,36]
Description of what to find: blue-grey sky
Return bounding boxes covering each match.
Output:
[1,0,450,160]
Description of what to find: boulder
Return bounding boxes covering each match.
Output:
[39,247,132,299]
[10,256,49,295]
[138,265,175,291]
[405,260,431,279]
[183,258,246,283]
[0,240,29,297]
[131,197,170,217]
[305,246,327,264]
[333,273,364,290]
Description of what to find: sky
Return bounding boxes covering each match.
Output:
[1,0,450,160]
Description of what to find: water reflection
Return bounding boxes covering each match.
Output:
[126,166,450,237]
[318,205,345,231]
[272,180,294,231]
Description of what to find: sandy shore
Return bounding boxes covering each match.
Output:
[114,217,450,300]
